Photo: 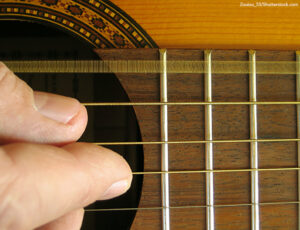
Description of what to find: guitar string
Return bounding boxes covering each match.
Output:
[85,201,300,212]
[4,60,300,74]
[82,101,300,106]
[6,61,300,107]
[130,167,300,176]
[92,138,300,146]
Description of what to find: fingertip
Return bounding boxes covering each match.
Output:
[67,102,88,127]
[101,177,132,200]
[32,92,88,145]
[55,102,88,145]
[36,101,88,146]
[62,142,133,200]
[34,91,85,125]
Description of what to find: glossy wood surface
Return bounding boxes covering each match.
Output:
[111,0,300,50]
[96,49,299,229]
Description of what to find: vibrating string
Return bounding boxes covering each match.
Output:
[4,60,300,74]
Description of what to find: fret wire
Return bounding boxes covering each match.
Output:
[131,167,300,175]
[160,49,170,230]
[82,101,300,106]
[85,201,300,212]
[204,50,215,230]
[92,138,300,146]
[249,50,260,230]
[4,60,300,74]
[296,51,300,230]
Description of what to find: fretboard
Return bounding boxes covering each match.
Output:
[94,49,299,230]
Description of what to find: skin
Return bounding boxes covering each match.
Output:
[0,62,132,230]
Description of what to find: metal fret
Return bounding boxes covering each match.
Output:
[296,51,300,230]
[160,49,170,230]
[204,50,215,230]
[249,50,260,230]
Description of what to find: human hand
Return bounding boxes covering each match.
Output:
[0,62,132,230]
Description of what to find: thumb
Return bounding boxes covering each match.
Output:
[0,142,132,230]
[0,62,87,145]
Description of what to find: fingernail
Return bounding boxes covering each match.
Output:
[101,179,130,200]
[34,92,80,124]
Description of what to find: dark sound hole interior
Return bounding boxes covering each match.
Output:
[0,20,143,230]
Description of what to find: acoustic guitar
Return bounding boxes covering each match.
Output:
[0,0,299,229]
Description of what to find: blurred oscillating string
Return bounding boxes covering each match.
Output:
[4,60,300,74]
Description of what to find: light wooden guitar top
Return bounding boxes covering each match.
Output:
[111,0,300,49]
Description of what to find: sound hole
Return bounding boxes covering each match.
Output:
[0,20,143,230]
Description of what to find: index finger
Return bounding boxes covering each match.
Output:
[0,62,88,145]
[0,142,132,230]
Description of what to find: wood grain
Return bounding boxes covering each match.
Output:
[95,49,299,229]
[111,0,300,50]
